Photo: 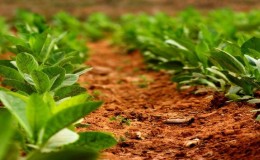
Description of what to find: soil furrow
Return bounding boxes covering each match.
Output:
[78,41,260,160]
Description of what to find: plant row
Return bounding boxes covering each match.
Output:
[0,11,116,160]
[113,8,260,120]
[2,9,259,118]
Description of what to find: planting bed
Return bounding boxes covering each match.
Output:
[78,41,260,160]
[0,2,260,159]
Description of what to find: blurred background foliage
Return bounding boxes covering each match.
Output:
[0,0,259,19]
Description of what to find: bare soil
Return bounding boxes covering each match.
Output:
[78,41,260,160]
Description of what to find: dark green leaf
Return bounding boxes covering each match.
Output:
[210,49,246,74]
[54,85,86,101]
[42,66,66,90]
[0,65,24,81]
[72,132,117,151]
[27,149,98,160]
[2,79,35,94]
[241,37,260,58]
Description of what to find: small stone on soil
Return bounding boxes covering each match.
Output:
[184,138,200,148]
[164,117,194,124]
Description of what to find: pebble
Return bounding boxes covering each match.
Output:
[184,138,200,147]
[164,117,194,124]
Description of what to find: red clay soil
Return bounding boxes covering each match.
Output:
[78,41,260,160]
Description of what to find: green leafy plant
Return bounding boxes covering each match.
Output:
[0,90,117,159]
[0,30,90,99]
[0,16,10,54]
[110,115,131,126]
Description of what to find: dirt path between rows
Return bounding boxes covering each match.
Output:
[78,41,260,160]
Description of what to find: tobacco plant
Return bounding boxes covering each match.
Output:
[0,29,90,100]
[115,8,260,105]
[0,90,116,160]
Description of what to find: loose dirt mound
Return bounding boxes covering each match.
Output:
[79,41,260,160]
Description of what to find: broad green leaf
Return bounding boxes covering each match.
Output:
[54,56,76,67]
[74,67,92,76]
[196,41,210,67]
[63,64,74,73]
[223,72,253,95]
[0,109,14,160]
[0,91,32,138]
[42,92,56,113]
[54,85,86,101]
[41,101,102,143]
[41,129,79,152]
[31,70,50,93]
[1,143,19,160]
[241,37,260,58]
[29,32,47,57]
[210,49,246,74]
[16,53,38,74]
[0,65,24,81]
[27,149,98,160]
[26,94,51,142]
[40,33,66,63]
[72,132,117,151]
[207,67,229,82]
[60,74,78,87]
[38,34,52,63]
[55,94,90,113]
[2,79,35,94]
[4,35,28,47]
[16,45,33,54]
[42,66,65,90]
[156,61,184,71]
[165,39,188,51]
[247,98,260,104]
[0,60,15,68]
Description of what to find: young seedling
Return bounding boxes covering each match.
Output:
[110,115,131,126]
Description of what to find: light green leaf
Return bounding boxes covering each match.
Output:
[195,41,210,67]
[41,129,79,152]
[207,67,229,82]
[40,33,66,63]
[4,35,28,47]
[0,91,32,138]
[61,74,78,87]
[31,70,51,93]
[74,67,92,76]
[247,98,260,104]
[0,109,14,160]
[165,39,188,51]
[41,101,102,143]
[16,53,38,74]
[55,94,90,113]
[26,94,51,143]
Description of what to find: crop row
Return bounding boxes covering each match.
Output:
[114,8,260,120]
[0,10,116,160]
[0,8,259,159]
